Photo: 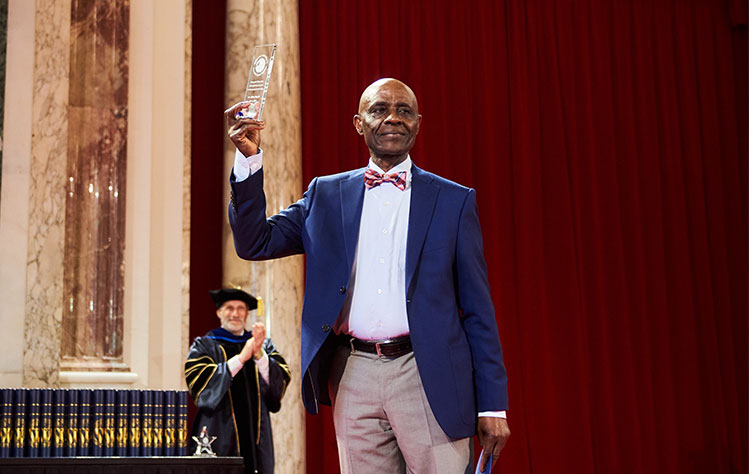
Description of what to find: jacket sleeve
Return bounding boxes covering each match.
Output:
[184,337,233,410]
[455,189,509,412]
[229,168,318,261]
[258,338,291,413]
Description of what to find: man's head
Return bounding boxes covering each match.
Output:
[209,288,258,336]
[354,78,422,169]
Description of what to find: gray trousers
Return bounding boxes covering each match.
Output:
[328,345,472,474]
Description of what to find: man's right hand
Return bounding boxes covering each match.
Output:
[225,102,265,157]
[238,336,258,364]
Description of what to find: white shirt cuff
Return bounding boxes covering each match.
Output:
[227,355,244,377]
[478,411,507,419]
[254,351,269,383]
[233,148,263,182]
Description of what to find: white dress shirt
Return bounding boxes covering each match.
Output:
[334,158,412,340]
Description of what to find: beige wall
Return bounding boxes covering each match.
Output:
[121,0,189,390]
[0,2,305,470]
[0,0,191,390]
[0,0,35,387]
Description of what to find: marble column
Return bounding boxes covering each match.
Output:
[223,1,304,472]
[22,0,73,387]
[182,0,193,378]
[61,0,129,371]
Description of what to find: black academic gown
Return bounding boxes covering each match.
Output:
[185,328,290,474]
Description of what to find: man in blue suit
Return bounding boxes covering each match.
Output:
[224,78,509,473]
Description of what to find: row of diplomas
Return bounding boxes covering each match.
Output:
[0,388,190,457]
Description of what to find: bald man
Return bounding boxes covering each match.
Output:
[224,78,509,473]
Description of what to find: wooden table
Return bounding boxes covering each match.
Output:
[0,456,244,473]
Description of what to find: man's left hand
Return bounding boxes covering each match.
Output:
[477,416,510,472]
[250,322,266,359]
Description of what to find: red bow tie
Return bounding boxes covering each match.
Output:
[364,169,407,191]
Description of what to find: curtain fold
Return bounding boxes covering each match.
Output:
[300,1,747,473]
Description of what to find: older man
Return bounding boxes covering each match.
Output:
[225,78,509,473]
[185,288,290,474]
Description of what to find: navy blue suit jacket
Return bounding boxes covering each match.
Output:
[229,163,508,438]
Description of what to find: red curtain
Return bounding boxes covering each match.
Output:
[189,0,227,429]
[299,1,748,473]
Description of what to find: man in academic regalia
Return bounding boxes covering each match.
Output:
[185,288,291,474]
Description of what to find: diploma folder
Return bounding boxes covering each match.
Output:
[475,449,493,474]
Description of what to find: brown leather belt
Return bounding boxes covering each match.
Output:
[342,335,413,358]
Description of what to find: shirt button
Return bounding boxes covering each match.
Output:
[377,321,382,327]
[322,324,331,332]
[384,201,391,206]
[382,229,388,234]
[377,289,383,295]
[339,286,346,294]
[379,258,385,264]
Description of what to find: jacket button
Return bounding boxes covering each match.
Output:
[322,324,330,332]
[339,286,346,294]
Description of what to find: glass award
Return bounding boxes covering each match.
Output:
[236,44,277,120]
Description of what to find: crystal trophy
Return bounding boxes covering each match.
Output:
[236,44,277,120]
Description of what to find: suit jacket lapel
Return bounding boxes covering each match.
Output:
[406,165,439,292]
[340,169,366,274]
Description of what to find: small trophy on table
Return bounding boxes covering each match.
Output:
[192,425,217,456]
[235,43,277,120]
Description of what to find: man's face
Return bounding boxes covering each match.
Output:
[354,79,422,161]
[216,300,248,335]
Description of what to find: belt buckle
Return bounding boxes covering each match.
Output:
[375,342,383,357]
